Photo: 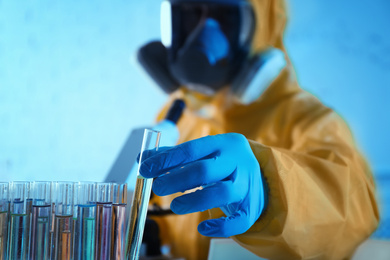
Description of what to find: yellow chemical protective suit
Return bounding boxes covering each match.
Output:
[150,0,379,259]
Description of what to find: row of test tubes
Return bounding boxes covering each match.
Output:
[0,181,128,260]
[0,129,161,260]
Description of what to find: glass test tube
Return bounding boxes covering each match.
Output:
[49,182,56,260]
[0,182,9,260]
[73,182,96,260]
[126,129,161,259]
[95,183,113,260]
[30,181,51,260]
[53,182,74,260]
[26,181,33,259]
[26,181,33,216]
[111,183,127,260]
[8,181,30,260]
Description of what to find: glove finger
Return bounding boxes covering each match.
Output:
[140,135,227,178]
[152,158,235,196]
[137,146,171,164]
[198,210,251,237]
[170,181,242,214]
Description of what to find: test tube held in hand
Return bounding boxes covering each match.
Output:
[125,129,161,259]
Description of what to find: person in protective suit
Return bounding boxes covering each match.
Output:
[137,0,380,259]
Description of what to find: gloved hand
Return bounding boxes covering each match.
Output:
[139,133,267,237]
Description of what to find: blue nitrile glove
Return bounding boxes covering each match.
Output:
[139,133,267,237]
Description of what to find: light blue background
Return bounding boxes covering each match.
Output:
[0,0,389,233]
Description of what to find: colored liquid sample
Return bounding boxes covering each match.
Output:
[74,205,96,260]
[111,204,126,260]
[54,215,73,260]
[49,202,55,260]
[25,198,33,258]
[95,203,112,260]
[126,176,153,259]
[30,205,50,260]
[8,214,29,260]
[0,211,9,260]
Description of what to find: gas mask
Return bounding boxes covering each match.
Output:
[163,0,254,95]
[137,0,286,105]
[169,17,233,94]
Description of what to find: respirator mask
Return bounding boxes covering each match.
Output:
[161,0,254,95]
[138,0,286,105]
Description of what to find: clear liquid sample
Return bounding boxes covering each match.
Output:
[54,215,73,260]
[74,205,95,260]
[111,204,126,260]
[0,211,8,260]
[126,176,153,259]
[30,205,50,260]
[95,203,112,260]
[8,213,29,260]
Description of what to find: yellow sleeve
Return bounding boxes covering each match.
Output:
[230,109,379,259]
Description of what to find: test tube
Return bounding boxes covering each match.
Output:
[26,181,33,259]
[30,181,51,260]
[0,182,9,260]
[8,181,30,260]
[125,129,161,259]
[111,183,127,260]
[73,182,96,260]
[26,181,33,214]
[95,183,113,260]
[53,181,74,260]
[49,182,56,260]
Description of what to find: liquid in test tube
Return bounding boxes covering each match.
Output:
[73,182,96,260]
[30,181,51,260]
[26,181,33,259]
[49,182,56,260]
[126,129,161,259]
[95,183,113,260]
[52,182,74,260]
[0,182,9,260]
[8,181,30,260]
[111,183,127,260]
